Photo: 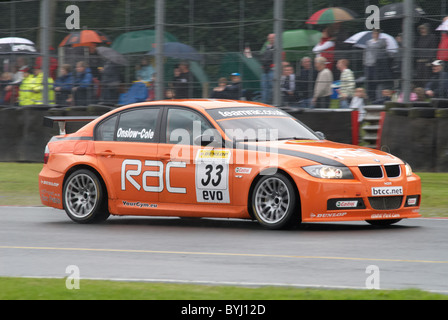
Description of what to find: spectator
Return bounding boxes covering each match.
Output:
[363,29,387,102]
[437,17,448,62]
[424,60,448,99]
[34,47,59,80]
[349,87,367,123]
[313,27,335,70]
[260,33,275,104]
[72,61,93,106]
[210,77,228,98]
[296,56,317,108]
[101,61,121,105]
[280,65,295,106]
[312,57,333,108]
[18,68,34,106]
[11,57,29,84]
[373,88,393,104]
[0,72,12,104]
[135,56,154,82]
[146,73,156,101]
[1,72,17,106]
[222,72,242,100]
[336,59,355,108]
[415,23,437,87]
[54,64,73,106]
[30,64,55,105]
[165,88,176,99]
[172,62,191,99]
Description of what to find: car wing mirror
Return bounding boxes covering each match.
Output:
[194,134,224,147]
[315,131,326,140]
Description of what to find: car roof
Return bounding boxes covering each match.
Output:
[114,99,274,112]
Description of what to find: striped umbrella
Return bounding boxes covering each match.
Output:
[306,7,357,25]
[59,30,111,47]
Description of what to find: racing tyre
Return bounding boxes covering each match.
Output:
[63,169,110,224]
[366,219,402,226]
[251,173,300,230]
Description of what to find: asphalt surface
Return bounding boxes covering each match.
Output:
[1,206,448,293]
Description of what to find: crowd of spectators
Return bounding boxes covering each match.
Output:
[257,23,448,119]
[2,22,448,109]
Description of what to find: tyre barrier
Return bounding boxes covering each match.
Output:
[0,106,356,163]
[0,105,113,162]
[381,107,448,172]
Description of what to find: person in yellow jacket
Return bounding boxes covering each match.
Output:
[18,68,35,106]
[30,66,55,105]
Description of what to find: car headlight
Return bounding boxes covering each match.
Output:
[405,163,413,177]
[303,165,354,179]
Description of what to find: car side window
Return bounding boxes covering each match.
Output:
[166,108,214,145]
[116,108,160,143]
[96,115,117,141]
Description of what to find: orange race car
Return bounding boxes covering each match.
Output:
[39,99,421,229]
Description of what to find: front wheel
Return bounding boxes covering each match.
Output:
[63,169,109,224]
[251,173,300,230]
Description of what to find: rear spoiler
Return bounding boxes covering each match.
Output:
[43,116,98,135]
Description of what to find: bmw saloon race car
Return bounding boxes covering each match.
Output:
[39,100,421,229]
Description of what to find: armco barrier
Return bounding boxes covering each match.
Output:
[0,105,356,163]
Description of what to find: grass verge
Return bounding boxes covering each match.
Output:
[0,277,447,300]
[0,163,447,217]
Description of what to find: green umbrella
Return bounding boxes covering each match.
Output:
[282,29,322,50]
[111,29,178,54]
[262,29,322,62]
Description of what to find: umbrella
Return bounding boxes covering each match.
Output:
[96,47,128,66]
[0,37,38,55]
[437,20,448,31]
[306,7,357,25]
[147,42,203,61]
[344,31,399,53]
[111,29,178,54]
[263,29,321,61]
[282,29,322,50]
[379,3,425,20]
[59,30,111,47]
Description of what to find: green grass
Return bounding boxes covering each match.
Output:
[0,163,42,206]
[0,162,446,217]
[418,172,448,217]
[0,277,446,300]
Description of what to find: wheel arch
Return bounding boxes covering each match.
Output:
[247,168,301,221]
[63,164,109,201]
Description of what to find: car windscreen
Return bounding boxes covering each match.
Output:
[207,107,319,142]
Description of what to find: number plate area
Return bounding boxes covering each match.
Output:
[195,149,230,203]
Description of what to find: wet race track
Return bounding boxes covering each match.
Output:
[1,206,448,293]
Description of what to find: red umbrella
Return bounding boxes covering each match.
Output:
[306,7,357,25]
[59,30,111,47]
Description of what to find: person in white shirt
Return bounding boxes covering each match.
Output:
[312,57,333,108]
[349,87,367,122]
[336,59,355,108]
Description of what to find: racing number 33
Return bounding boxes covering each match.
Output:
[195,150,230,203]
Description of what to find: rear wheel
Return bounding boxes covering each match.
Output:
[63,169,109,223]
[251,173,300,230]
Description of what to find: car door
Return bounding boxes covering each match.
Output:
[158,106,233,207]
[94,106,162,209]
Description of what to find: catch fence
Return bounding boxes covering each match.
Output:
[0,0,447,108]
